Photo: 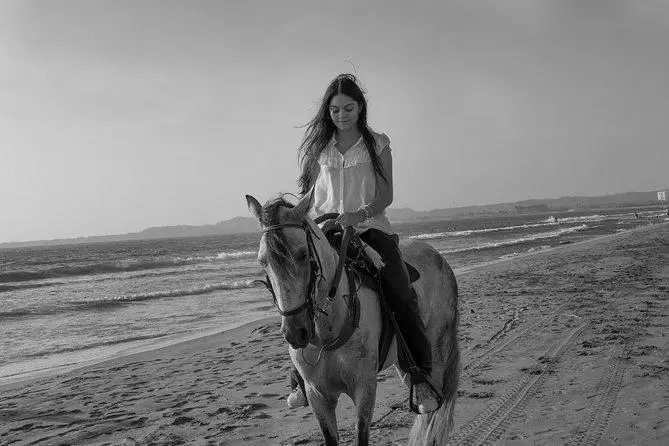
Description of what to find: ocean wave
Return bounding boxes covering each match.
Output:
[103,279,260,304]
[0,264,262,295]
[411,230,474,239]
[0,279,263,322]
[439,225,588,254]
[0,310,34,319]
[410,214,618,240]
[547,214,608,224]
[20,333,183,361]
[498,245,552,260]
[411,220,568,239]
[0,282,58,293]
[0,250,258,284]
[217,251,257,260]
[410,221,556,239]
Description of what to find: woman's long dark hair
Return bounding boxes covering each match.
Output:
[297,74,387,195]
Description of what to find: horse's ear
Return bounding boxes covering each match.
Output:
[245,195,263,223]
[293,187,314,218]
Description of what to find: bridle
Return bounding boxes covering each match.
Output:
[259,220,327,319]
[257,214,361,363]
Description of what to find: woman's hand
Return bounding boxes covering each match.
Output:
[335,210,366,228]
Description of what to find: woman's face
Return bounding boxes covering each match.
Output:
[329,94,361,132]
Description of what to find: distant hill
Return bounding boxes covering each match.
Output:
[386,190,667,221]
[137,216,259,239]
[2,189,666,249]
[0,217,261,249]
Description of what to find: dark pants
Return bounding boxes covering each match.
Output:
[359,229,432,382]
[290,229,432,390]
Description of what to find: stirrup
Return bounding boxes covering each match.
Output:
[408,371,444,415]
[413,382,439,414]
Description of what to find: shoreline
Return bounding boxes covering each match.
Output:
[2,222,665,390]
[0,318,277,390]
[454,221,666,274]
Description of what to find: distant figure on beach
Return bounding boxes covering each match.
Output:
[634,212,639,219]
[287,74,439,412]
[553,216,559,223]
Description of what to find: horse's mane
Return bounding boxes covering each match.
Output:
[260,194,303,282]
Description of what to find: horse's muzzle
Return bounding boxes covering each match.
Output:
[282,317,312,349]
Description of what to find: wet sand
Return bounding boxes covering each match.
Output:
[1,223,667,445]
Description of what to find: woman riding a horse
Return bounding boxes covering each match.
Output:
[246,74,459,445]
[289,73,438,413]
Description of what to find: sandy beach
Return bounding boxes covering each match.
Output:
[1,222,667,445]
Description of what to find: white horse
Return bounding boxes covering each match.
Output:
[246,193,460,446]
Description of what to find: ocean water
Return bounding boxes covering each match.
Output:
[1,207,665,383]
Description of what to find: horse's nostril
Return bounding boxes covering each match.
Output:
[281,321,310,348]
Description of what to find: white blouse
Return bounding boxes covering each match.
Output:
[309,131,393,234]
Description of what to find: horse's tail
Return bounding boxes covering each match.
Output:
[408,255,460,446]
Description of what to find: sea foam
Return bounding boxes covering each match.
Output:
[439,225,588,254]
[0,251,258,284]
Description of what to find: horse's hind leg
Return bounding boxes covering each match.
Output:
[306,386,339,445]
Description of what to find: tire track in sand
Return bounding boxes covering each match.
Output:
[369,302,573,439]
[367,303,574,444]
[463,302,571,379]
[567,346,627,446]
[450,322,589,446]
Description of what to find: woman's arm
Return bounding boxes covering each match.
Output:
[364,146,393,216]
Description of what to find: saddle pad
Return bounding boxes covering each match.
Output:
[356,237,421,283]
[353,269,401,374]
[405,262,420,283]
[361,242,420,283]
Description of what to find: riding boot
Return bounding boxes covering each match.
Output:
[358,229,433,382]
[381,268,432,382]
[287,367,308,408]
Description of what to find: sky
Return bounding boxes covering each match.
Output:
[1,0,668,243]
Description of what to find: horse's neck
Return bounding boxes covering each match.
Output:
[312,239,351,342]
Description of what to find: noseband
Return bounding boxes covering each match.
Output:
[260,221,325,318]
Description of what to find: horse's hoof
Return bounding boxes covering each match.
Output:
[286,388,308,408]
[415,383,438,414]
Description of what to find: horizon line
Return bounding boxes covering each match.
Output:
[2,188,667,246]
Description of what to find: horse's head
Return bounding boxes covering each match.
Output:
[246,191,327,349]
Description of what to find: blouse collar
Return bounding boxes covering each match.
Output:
[329,134,364,151]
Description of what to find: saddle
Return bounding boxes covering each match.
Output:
[321,225,420,375]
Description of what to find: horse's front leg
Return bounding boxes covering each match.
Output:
[352,379,377,446]
[306,385,339,446]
